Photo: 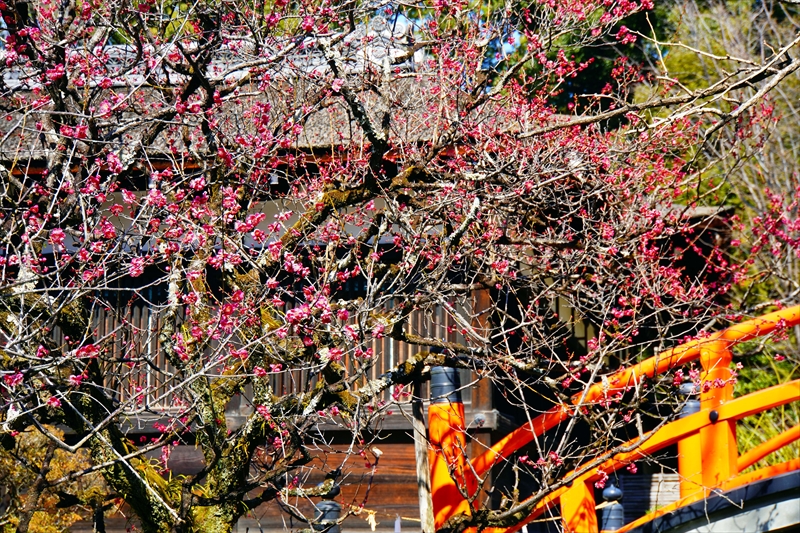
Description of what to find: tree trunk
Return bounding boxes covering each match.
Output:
[185,503,239,533]
[16,442,55,533]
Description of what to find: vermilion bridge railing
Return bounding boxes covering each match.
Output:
[427,305,800,533]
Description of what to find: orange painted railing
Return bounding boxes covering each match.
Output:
[428,305,800,532]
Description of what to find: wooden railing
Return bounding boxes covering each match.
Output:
[68,298,470,414]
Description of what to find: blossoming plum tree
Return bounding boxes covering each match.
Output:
[0,0,798,531]
[657,0,800,469]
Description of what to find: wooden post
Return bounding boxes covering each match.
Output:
[677,383,703,498]
[413,381,436,533]
[428,367,473,529]
[561,480,598,533]
[699,339,738,490]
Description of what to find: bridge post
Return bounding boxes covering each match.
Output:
[678,383,703,497]
[599,482,624,532]
[428,367,473,529]
[561,480,598,533]
[313,484,342,533]
[699,339,738,490]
